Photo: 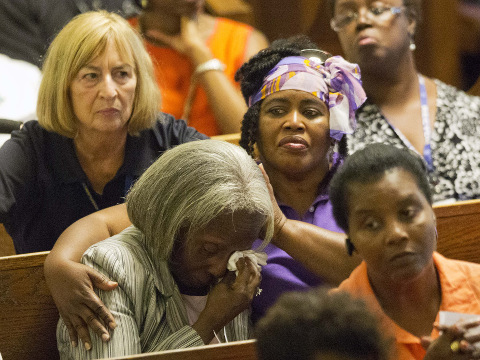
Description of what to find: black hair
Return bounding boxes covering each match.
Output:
[329,143,432,232]
[255,287,391,360]
[235,35,349,160]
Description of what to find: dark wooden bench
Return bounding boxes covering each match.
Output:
[0,251,59,360]
[104,340,258,360]
[434,199,480,264]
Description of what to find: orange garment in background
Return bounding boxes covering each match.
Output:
[336,252,480,360]
[129,17,253,136]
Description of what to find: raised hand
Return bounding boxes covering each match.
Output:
[422,318,480,360]
[192,257,260,343]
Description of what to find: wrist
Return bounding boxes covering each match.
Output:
[194,58,226,76]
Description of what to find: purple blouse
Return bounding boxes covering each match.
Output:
[251,159,344,323]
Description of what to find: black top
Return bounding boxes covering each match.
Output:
[0,113,207,253]
[0,0,140,67]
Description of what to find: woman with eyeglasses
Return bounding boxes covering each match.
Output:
[328,0,480,203]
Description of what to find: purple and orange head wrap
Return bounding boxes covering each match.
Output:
[248,52,367,140]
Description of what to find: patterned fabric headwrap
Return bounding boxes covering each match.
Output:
[248,54,367,140]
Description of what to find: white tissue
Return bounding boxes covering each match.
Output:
[227,250,268,276]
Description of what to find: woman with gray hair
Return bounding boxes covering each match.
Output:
[56,139,274,358]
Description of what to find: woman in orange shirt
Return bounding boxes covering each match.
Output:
[133,0,269,135]
[329,143,480,360]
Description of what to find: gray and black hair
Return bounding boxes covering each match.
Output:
[126,139,274,260]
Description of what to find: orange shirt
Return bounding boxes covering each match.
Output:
[129,17,253,136]
[337,252,480,360]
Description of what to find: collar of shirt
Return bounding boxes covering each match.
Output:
[277,153,340,221]
[49,130,155,185]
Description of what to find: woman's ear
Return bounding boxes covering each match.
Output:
[406,12,417,39]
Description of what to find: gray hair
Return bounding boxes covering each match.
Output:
[126,139,274,260]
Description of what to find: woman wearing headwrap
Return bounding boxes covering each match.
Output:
[44,36,366,345]
[235,35,366,322]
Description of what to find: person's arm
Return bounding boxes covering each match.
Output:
[0,123,37,223]
[192,257,260,343]
[274,219,361,286]
[144,16,268,134]
[260,165,361,286]
[44,204,132,348]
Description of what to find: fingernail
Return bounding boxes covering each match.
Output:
[71,341,77,348]
[109,321,117,329]
[101,333,110,342]
[85,342,91,351]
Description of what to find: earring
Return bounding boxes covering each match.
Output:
[346,238,355,256]
[141,0,148,8]
[409,39,416,51]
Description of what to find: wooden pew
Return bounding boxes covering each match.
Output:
[0,251,60,360]
[0,224,15,257]
[211,132,241,146]
[105,340,258,360]
[434,199,480,264]
[0,199,476,360]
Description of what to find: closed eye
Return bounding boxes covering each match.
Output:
[203,242,219,255]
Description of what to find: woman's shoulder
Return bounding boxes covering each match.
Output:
[85,226,148,257]
[83,227,155,278]
[83,226,177,297]
[144,112,208,144]
[434,79,480,109]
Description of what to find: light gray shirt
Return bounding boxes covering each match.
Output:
[57,226,251,359]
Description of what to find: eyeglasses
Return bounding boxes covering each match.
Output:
[330,5,404,32]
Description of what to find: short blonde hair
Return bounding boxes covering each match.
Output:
[126,140,275,261]
[37,11,160,138]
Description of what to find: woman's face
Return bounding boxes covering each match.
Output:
[332,0,414,68]
[169,211,265,293]
[346,167,436,284]
[70,41,137,135]
[257,90,331,177]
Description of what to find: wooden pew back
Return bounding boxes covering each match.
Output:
[0,199,477,360]
[434,199,480,264]
[106,340,258,360]
[0,251,59,360]
[210,132,241,146]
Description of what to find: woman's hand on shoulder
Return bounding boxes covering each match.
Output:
[422,318,480,359]
[45,258,118,349]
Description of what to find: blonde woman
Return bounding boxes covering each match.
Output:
[0,11,206,254]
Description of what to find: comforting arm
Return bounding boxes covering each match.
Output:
[274,219,361,286]
[260,164,360,286]
[44,203,132,348]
